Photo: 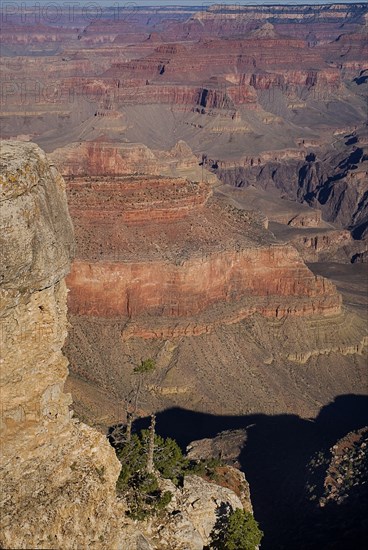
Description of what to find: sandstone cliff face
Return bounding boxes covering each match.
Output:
[68,246,341,324]
[49,139,211,183]
[50,141,159,177]
[0,141,124,549]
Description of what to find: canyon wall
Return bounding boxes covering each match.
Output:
[214,127,368,240]
[64,160,342,339]
[2,2,366,146]
[68,246,341,322]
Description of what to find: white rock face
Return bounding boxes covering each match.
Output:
[155,474,246,549]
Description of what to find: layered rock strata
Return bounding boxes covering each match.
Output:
[65,150,342,338]
[1,2,366,154]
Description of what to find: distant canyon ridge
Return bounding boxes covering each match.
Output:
[1,3,367,240]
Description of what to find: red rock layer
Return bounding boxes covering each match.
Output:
[67,247,341,320]
[67,176,210,223]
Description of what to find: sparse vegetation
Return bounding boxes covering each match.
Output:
[113,357,238,520]
[115,428,187,518]
[133,358,156,375]
[127,358,156,442]
[114,421,230,520]
[116,429,188,490]
[121,471,173,520]
[189,457,224,481]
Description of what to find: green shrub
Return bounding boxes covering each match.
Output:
[144,431,189,484]
[210,508,263,550]
[116,434,146,491]
[133,358,155,374]
[116,429,189,487]
[125,472,161,520]
[114,427,231,522]
[156,490,173,510]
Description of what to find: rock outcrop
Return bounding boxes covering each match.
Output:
[63,144,342,335]
[303,426,368,547]
[317,427,368,508]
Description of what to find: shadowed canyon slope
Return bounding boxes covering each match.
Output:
[144,398,368,549]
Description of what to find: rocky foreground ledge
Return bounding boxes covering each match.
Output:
[0,141,255,549]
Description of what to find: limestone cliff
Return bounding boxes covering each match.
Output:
[0,141,255,549]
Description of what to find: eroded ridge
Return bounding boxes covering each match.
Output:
[67,175,212,224]
[66,170,342,332]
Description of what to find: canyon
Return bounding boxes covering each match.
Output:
[1,137,365,547]
[62,139,367,430]
[65,168,341,322]
[1,2,367,548]
[3,0,366,428]
[1,2,366,254]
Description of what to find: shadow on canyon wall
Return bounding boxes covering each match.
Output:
[133,394,368,550]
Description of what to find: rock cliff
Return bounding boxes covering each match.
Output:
[64,144,342,333]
